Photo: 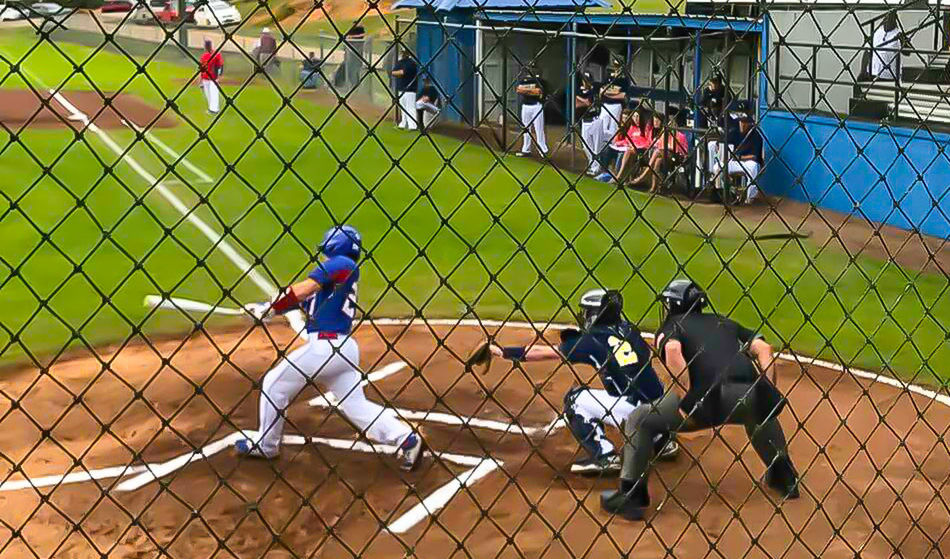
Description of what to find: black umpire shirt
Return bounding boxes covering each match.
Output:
[393,57,417,93]
[657,312,769,424]
[518,76,544,106]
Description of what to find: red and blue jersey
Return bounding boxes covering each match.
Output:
[305,255,359,334]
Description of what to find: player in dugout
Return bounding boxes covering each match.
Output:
[600,279,801,521]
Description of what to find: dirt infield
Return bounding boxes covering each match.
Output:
[0,322,947,559]
[0,89,177,131]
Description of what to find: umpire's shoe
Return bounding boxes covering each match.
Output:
[600,481,650,521]
[653,434,681,462]
[570,452,621,476]
[765,457,801,500]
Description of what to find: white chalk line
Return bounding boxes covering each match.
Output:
[114,431,244,492]
[120,118,215,184]
[47,89,307,337]
[386,457,501,534]
[0,464,148,492]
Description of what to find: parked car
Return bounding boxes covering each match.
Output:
[101,0,133,13]
[28,2,67,17]
[192,0,238,27]
[0,2,27,20]
[131,0,177,24]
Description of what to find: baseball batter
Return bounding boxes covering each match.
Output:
[488,289,679,475]
[235,225,425,471]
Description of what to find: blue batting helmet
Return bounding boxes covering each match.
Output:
[320,225,362,259]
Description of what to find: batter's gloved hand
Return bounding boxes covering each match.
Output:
[464,340,495,375]
[243,302,272,322]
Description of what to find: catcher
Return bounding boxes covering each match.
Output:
[470,289,679,475]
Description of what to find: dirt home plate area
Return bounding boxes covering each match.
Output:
[0,322,948,559]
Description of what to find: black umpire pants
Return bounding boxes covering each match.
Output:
[619,383,792,492]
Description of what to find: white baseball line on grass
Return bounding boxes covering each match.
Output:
[47,90,307,337]
[120,118,215,184]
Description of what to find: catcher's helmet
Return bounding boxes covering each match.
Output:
[660,279,706,315]
[578,289,623,329]
[320,225,362,259]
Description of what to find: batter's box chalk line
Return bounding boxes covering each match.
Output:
[0,429,500,534]
[307,360,566,437]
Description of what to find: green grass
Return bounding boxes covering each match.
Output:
[0,29,947,385]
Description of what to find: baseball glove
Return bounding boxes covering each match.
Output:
[465,340,493,374]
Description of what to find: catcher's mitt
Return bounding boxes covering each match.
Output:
[465,340,493,374]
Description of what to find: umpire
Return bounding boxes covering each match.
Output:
[601,279,800,520]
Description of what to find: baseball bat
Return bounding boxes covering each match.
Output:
[143,295,246,316]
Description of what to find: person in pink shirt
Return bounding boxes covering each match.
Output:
[615,107,653,183]
[633,112,688,193]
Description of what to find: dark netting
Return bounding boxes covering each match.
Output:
[0,0,948,557]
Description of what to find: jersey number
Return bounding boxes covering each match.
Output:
[343,283,358,319]
[607,336,639,367]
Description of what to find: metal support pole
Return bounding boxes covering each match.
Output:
[566,21,577,161]
[693,31,702,191]
[811,45,818,108]
[502,38,509,152]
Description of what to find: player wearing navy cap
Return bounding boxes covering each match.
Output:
[235,225,425,471]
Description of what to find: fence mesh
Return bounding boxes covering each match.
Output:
[0,0,948,558]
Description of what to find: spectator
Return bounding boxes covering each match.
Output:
[252,27,278,73]
[595,109,632,182]
[391,50,418,130]
[714,115,763,203]
[300,51,320,89]
[415,78,441,130]
[576,72,603,175]
[197,39,223,115]
[599,59,630,142]
[516,65,548,157]
[871,12,901,81]
[633,112,687,194]
[615,105,654,184]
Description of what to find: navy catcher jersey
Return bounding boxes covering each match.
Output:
[305,255,359,334]
[559,322,664,403]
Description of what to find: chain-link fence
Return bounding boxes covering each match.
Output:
[0,0,948,557]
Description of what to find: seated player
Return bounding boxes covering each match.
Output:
[601,279,800,521]
[415,78,441,130]
[488,289,679,476]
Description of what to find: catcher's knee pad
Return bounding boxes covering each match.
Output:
[564,386,606,457]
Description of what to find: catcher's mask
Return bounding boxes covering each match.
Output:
[578,289,623,329]
[660,279,707,316]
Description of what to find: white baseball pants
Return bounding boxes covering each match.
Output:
[201,79,220,113]
[415,100,440,128]
[253,337,412,456]
[398,91,417,130]
[714,159,762,201]
[570,388,639,457]
[520,103,548,155]
[581,119,604,174]
[600,103,623,139]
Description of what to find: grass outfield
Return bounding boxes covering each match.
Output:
[0,29,947,383]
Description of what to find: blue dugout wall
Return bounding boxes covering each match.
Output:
[414,9,476,124]
[760,112,950,239]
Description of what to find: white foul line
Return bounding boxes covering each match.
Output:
[114,431,244,492]
[0,464,148,492]
[386,458,501,534]
[121,118,215,184]
[47,90,306,337]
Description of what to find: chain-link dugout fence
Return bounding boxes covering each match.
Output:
[0,0,948,557]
